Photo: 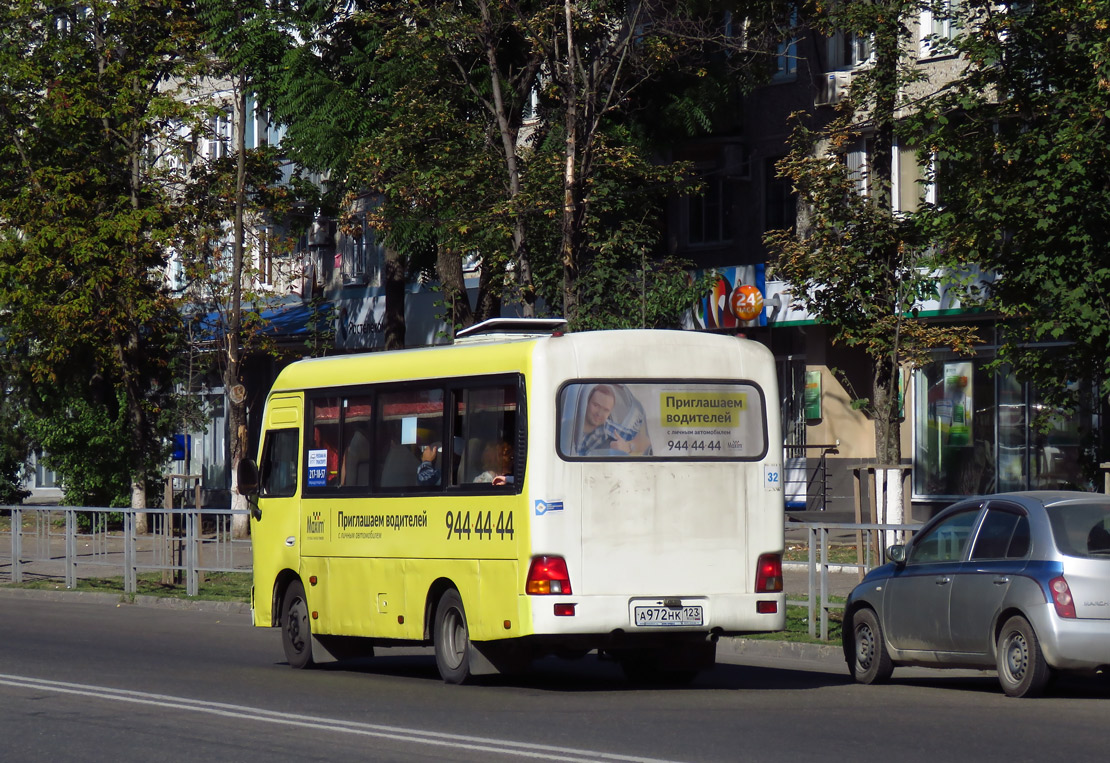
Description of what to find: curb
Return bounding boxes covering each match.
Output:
[717,635,845,669]
[0,585,252,615]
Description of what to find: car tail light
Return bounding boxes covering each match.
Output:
[756,553,783,593]
[1049,576,1076,618]
[526,556,572,595]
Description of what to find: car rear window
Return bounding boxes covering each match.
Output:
[1046,503,1110,558]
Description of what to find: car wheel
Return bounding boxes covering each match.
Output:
[433,589,472,684]
[848,608,893,684]
[996,615,1052,698]
[281,580,315,669]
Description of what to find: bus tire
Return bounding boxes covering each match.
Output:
[433,589,472,684]
[281,580,315,670]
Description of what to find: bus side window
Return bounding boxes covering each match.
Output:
[260,429,299,497]
[341,396,373,487]
[310,397,341,486]
[457,384,519,486]
[377,388,445,490]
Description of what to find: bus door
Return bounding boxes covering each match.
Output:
[251,395,304,627]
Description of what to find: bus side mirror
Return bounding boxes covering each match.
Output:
[886,545,907,565]
[237,458,260,495]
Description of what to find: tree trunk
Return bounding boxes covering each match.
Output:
[383,246,407,350]
[871,356,901,466]
[863,0,906,540]
[470,253,502,324]
[475,0,535,318]
[436,243,474,335]
[560,0,580,325]
[228,85,249,539]
[872,354,904,545]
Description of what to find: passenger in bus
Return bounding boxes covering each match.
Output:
[474,440,513,485]
[576,385,651,456]
[418,443,442,486]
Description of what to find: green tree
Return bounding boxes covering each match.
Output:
[0,377,31,505]
[911,0,1110,416]
[220,1,782,335]
[765,1,977,477]
[177,127,310,534]
[0,0,205,512]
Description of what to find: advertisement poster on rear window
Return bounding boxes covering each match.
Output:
[558,382,766,460]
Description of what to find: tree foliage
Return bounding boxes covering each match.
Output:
[910,0,1110,412]
[221,0,785,334]
[0,382,30,505]
[0,0,205,506]
[765,0,977,464]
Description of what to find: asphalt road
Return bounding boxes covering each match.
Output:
[1,589,1108,762]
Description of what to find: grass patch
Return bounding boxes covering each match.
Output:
[4,571,251,602]
[783,544,863,565]
[745,604,845,645]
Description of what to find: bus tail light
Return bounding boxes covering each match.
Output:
[526,556,572,595]
[1049,576,1076,618]
[756,554,783,593]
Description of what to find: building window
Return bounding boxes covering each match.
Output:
[764,157,796,231]
[207,110,231,160]
[339,212,384,286]
[775,33,798,80]
[827,30,873,70]
[920,0,960,58]
[846,136,874,196]
[32,451,57,489]
[687,173,732,246]
[256,227,274,287]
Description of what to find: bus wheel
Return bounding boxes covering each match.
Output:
[434,589,471,684]
[281,580,315,670]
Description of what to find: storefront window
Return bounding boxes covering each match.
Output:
[996,370,1026,492]
[914,358,1094,499]
[914,360,995,496]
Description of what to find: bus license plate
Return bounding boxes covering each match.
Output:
[634,605,703,627]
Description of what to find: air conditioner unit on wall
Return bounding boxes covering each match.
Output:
[816,71,852,107]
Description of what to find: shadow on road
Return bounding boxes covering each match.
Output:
[300,651,851,693]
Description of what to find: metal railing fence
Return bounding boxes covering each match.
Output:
[5,507,910,642]
[1,505,252,597]
[785,521,920,641]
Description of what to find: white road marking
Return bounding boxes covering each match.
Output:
[0,673,683,762]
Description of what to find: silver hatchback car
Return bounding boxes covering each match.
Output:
[843,491,1110,697]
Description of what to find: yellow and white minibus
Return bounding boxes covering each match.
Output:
[240,320,785,683]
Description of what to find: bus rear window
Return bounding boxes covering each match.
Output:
[557,381,767,461]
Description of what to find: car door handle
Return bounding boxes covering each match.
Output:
[993,576,1010,585]
[934,576,952,586]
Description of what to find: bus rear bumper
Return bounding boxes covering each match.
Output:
[526,592,786,637]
